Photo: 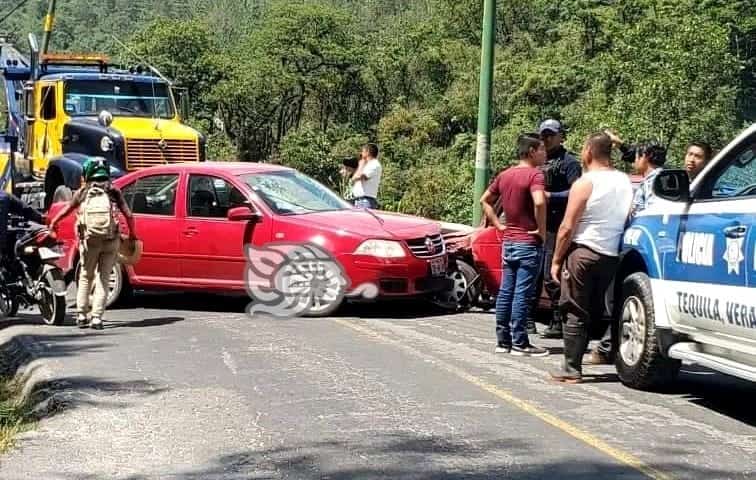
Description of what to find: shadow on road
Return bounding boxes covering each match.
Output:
[50,434,741,480]
[104,316,185,329]
[662,367,756,427]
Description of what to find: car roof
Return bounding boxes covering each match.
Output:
[121,162,294,178]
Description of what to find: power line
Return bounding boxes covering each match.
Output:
[0,0,33,27]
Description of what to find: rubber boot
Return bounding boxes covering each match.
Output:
[541,310,563,339]
[550,322,585,383]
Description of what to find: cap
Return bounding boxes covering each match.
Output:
[538,119,562,135]
[84,156,110,181]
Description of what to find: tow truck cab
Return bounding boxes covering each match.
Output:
[613,123,756,390]
[1,49,205,209]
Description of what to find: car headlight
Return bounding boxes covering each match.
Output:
[354,239,406,258]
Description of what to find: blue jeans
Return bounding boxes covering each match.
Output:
[495,242,543,348]
[353,197,379,209]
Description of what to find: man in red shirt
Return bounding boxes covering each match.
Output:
[480,133,549,356]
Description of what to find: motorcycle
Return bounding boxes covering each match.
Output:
[0,215,68,325]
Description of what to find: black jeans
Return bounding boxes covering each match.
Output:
[528,229,559,322]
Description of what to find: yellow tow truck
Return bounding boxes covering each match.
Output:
[0,1,205,209]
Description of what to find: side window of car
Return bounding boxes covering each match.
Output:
[187,175,248,218]
[699,134,756,200]
[121,174,179,216]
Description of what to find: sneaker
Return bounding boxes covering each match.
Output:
[495,344,511,354]
[90,317,103,330]
[511,344,550,357]
[76,314,89,329]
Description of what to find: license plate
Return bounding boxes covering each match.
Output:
[38,246,63,260]
[429,257,445,276]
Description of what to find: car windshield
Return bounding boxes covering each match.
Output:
[240,170,353,215]
[64,79,175,118]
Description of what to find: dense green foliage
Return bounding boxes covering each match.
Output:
[1,0,754,223]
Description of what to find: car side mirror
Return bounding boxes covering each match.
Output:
[227,206,261,222]
[652,170,690,203]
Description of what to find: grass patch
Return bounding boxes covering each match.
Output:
[0,374,35,453]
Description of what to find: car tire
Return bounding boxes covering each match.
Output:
[69,260,131,309]
[432,259,479,312]
[615,272,681,390]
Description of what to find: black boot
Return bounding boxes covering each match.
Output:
[541,310,563,339]
[527,319,537,335]
[550,322,585,383]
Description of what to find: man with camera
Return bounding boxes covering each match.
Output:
[617,137,668,219]
[530,119,582,339]
[342,143,382,209]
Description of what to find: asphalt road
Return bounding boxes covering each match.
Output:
[0,294,754,480]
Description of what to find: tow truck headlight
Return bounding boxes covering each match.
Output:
[100,136,114,152]
[354,239,406,258]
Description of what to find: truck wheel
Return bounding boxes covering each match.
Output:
[52,185,73,204]
[615,272,681,390]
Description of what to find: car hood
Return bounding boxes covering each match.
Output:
[283,209,441,239]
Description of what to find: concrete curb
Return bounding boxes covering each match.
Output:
[0,328,59,416]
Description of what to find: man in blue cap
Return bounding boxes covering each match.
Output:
[528,119,582,339]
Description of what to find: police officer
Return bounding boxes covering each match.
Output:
[529,119,582,338]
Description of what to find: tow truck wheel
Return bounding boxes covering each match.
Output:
[52,185,73,204]
[615,272,681,390]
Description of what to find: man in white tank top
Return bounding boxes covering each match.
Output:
[548,132,634,383]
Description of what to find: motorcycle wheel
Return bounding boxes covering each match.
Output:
[39,269,66,326]
[0,287,18,318]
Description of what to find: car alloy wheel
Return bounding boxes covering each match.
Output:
[619,295,646,367]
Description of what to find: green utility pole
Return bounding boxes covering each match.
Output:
[472,0,496,227]
[41,0,58,54]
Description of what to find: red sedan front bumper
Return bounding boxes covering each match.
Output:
[337,253,452,297]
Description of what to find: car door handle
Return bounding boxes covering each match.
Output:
[182,227,198,237]
[723,225,747,238]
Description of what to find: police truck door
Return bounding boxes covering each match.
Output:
[663,133,756,340]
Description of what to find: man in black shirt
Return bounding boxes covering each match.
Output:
[528,119,582,339]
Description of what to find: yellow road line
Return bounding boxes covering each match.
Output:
[335,318,673,480]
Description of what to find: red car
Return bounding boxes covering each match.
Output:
[49,162,450,316]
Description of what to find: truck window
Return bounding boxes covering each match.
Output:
[699,134,756,200]
[41,86,56,120]
[64,79,174,119]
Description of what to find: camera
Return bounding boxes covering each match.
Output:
[620,144,638,163]
[620,141,667,166]
[341,156,359,169]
